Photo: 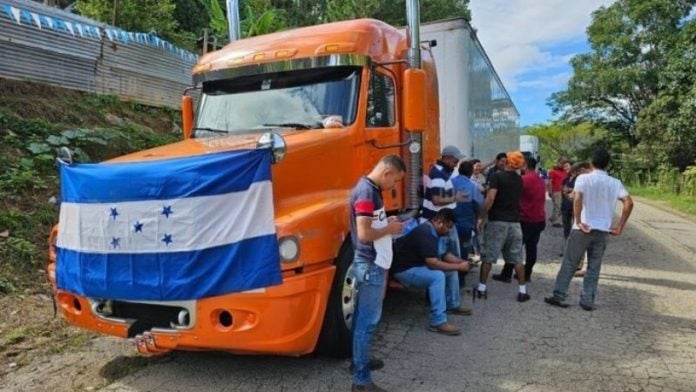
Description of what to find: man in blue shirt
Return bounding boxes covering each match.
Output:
[392,209,472,336]
[451,160,483,259]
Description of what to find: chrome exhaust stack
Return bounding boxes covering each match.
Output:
[405,0,424,210]
[226,0,241,42]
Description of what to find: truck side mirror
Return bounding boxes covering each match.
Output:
[182,95,194,139]
[402,68,426,132]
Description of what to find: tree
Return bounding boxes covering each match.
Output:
[525,122,606,165]
[325,0,380,22]
[75,0,178,39]
[636,19,696,169]
[550,0,696,148]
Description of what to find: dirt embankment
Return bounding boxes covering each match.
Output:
[0,78,181,389]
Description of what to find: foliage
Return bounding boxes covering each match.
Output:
[627,184,696,216]
[550,0,696,149]
[241,0,287,37]
[635,19,696,170]
[0,79,181,294]
[75,0,180,42]
[524,122,606,165]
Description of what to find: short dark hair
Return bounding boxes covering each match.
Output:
[470,158,481,164]
[525,156,537,170]
[591,149,610,169]
[496,152,507,161]
[432,208,455,225]
[380,154,407,172]
[458,161,474,177]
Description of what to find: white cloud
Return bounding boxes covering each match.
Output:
[469,0,615,91]
[517,72,572,90]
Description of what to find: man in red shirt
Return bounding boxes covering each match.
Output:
[493,156,547,282]
[548,159,569,227]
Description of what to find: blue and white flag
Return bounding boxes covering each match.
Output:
[56,150,282,301]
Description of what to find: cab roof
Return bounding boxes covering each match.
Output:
[193,19,407,75]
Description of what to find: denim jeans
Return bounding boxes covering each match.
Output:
[552,229,608,306]
[351,259,387,386]
[393,266,460,326]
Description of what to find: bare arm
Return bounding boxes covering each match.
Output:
[482,188,497,216]
[424,256,470,272]
[573,191,590,233]
[476,188,497,231]
[356,216,402,243]
[610,195,634,236]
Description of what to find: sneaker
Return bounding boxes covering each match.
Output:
[517,293,531,302]
[544,296,570,308]
[579,302,594,311]
[491,273,511,283]
[352,383,387,392]
[447,305,472,316]
[349,358,384,373]
[428,323,461,336]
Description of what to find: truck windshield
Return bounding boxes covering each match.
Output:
[195,66,361,137]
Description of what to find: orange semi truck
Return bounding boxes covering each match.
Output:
[47,1,442,357]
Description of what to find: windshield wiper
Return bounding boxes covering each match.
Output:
[262,122,321,130]
[192,127,229,134]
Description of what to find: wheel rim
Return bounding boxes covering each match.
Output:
[341,262,356,330]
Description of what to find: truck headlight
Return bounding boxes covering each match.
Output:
[278,236,300,263]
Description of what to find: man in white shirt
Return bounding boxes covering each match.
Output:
[545,149,633,311]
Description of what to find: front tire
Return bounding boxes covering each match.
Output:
[315,238,355,357]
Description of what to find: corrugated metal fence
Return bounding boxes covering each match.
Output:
[0,0,198,108]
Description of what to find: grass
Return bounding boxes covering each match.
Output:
[627,185,696,217]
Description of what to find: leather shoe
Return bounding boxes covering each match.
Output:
[349,358,384,373]
[447,305,473,316]
[491,273,511,283]
[428,323,461,336]
[517,293,531,302]
[544,296,570,308]
[351,383,387,392]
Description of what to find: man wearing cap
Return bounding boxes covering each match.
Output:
[422,145,467,257]
[422,145,465,221]
[475,151,530,302]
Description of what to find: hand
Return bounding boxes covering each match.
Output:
[454,192,465,202]
[386,220,404,235]
[476,218,484,232]
[610,225,623,236]
[388,216,399,223]
[458,261,472,272]
[577,222,591,233]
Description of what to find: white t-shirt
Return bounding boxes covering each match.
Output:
[573,170,628,232]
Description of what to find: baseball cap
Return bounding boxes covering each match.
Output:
[441,145,464,160]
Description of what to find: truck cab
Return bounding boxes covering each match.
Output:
[48,18,441,357]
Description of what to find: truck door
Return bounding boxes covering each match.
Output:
[365,69,403,211]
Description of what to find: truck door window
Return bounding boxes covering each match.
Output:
[366,71,395,128]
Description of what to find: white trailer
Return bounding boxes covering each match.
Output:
[420,18,520,161]
[520,135,540,161]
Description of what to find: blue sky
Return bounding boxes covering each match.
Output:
[469,0,615,127]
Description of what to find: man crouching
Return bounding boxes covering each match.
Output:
[391,208,473,336]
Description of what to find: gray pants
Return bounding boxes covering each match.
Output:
[552,229,608,306]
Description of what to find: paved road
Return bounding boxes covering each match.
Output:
[92,199,696,391]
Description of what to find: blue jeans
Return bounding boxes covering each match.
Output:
[552,230,608,306]
[351,259,387,386]
[393,266,460,326]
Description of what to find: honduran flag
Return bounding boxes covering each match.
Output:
[56,150,282,301]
